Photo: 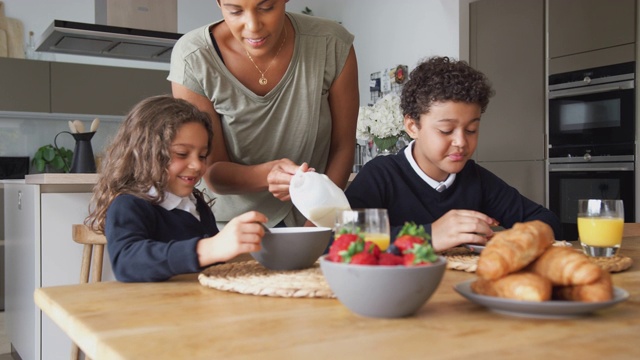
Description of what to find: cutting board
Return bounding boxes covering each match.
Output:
[0,2,7,34]
[0,1,24,58]
[0,28,7,57]
[6,17,23,58]
[0,2,7,31]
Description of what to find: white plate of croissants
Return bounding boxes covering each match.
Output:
[454,220,630,318]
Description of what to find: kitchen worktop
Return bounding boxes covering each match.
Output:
[25,173,99,185]
[23,173,352,185]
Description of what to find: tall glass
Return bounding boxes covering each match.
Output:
[577,199,624,257]
[335,209,390,251]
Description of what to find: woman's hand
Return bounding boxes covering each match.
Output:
[197,211,268,266]
[267,160,312,201]
[430,210,499,252]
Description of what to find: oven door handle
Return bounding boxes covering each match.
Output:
[548,80,634,99]
[549,163,635,172]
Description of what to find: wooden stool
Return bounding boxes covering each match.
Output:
[71,224,107,360]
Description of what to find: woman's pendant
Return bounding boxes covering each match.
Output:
[259,75,268,86]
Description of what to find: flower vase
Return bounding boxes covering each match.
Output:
[376,147,397,157]
[374,136,399,157]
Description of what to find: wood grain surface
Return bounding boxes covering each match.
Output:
[35,238,640,359]
[0,28,7,57]
[6,17,24,58]
[0,1,23,59]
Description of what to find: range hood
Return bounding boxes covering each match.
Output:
[36,20,182,63]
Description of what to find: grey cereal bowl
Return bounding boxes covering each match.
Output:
[319,255,447,318]
[251,227,332,270]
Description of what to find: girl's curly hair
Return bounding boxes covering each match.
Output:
[400,56,495,122]
[86,95,214,233]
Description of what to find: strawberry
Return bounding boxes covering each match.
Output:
[327,233,360,262]
[394,236,424,253]
[350,252,378,265]
[342,239,381,264]
[403,242,438,266]
[378,252,404,266]
[393,222,431,253]
[403,253,418,266]
[363,241,381,258]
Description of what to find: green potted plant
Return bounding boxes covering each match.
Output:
[32,144,73,173]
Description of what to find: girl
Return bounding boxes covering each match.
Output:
[86,95,267,282]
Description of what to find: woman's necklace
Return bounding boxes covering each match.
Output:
[245,26,288,86]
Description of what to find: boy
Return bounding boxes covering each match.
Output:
[345,56,560,252]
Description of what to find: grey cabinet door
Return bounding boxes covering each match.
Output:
[548,0,635,59]
[470,0,545,162]
[50,62,171,115]
[0,58,50,112]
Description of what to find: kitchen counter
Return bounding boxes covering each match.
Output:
[25,173,351,185]
[25,173,98,185]
[3,178,112,360]
[34,239,640,359]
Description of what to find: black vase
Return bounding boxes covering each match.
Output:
[69,132,97,173]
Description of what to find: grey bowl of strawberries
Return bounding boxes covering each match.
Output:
[320,222,446,318]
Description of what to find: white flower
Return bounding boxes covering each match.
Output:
[356,93,404,141]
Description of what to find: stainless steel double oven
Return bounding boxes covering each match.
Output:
[548,62,636,240]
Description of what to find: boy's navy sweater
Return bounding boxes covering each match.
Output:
[106,193,218,282]
[345,150,561,239]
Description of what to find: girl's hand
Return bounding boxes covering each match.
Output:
[266,160,313,201]
[197,211,268,266]
[430,210,498,252]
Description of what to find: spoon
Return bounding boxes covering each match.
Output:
[90,118,100,132]
[68,120,77,133]
[73,120,85,133]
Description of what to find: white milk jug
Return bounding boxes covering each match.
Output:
[290,169,351,228]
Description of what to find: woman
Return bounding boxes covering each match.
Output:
[169,0,359,228]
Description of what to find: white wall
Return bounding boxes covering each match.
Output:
[287,0,463,105]
[2,0,464,105]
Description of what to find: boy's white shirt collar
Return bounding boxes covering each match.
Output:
[148,186,200,220]
[404,140,456,190]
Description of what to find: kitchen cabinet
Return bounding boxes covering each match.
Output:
[0,58,50,112]
[51,62,171,115]
[548,0,635,73]
[3,177,114,360]
[0,58,170,115]
[469,0,545,204]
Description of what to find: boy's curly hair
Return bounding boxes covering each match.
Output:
[400,56,494,122]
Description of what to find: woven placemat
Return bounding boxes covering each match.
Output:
[441,240,577,273]
[441,247,479,272]
[587,255,633,273]
[198,260,335,298]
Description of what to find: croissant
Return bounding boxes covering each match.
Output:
[477,220,554,280]
[528,247,602,286]
[471,271,552,301]
[552,271,613,302]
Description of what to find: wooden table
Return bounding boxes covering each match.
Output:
[35,238,640,359]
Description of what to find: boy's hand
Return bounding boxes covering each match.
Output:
[197,211,268,266]
[431,210,498,252]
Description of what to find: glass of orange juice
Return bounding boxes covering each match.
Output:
[577,199,624,257]
[335,209,390,251]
